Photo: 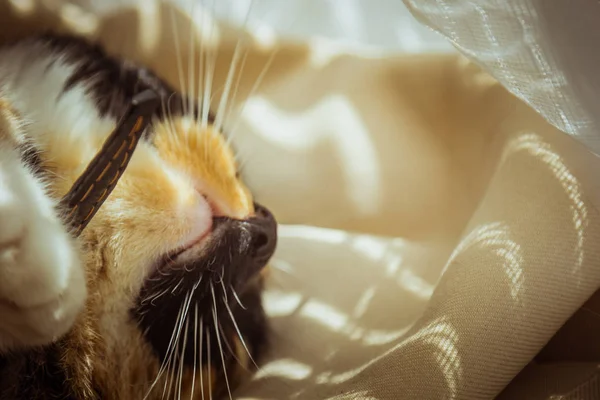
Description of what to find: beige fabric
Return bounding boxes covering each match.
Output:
[3,1,600,399]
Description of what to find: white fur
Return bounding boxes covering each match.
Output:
[0,40,116,155]
[0,41,107,351]
[0,145,86,351]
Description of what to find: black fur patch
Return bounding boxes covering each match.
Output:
[33,33,214,135]
[16,141,44,177]
[0,344,83,400]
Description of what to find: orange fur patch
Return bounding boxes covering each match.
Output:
[153,117,254,219]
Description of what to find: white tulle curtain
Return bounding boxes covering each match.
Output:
[402,0,600,157]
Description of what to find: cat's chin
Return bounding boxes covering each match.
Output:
[132,202,276,368]
[159,228,212,269]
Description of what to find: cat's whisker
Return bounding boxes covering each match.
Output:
[217,322,245,366]
[214,38,244,135]
[161,355,174,399]
[142,286,170,306]
[167,287,197,399]
[216,0,255,137]
[196,0,206,128]
[223,49,249,137]
[149,288,196,400]
[193,275,203,291]
[199,312,205,400]
[207,329,213,400]
[177,316,190,400]
[171,277,184,294]
[170,5,188,117]
[220,277,229,304]
[164,294,191,399]
[191,303,199,400]
[161,327,180,399]
[230,284,247,310]
[160,93,170,133]
[159,344,176,399]
[165,324,181,399]
[223,294,258,369]
[226,49,277,147]
[187,0,197,120]
[217,264,225,284]
[201,0,217,130]
[209,87,225,109]
[184,260,195,273]
[211,298,233,400]
[166,92,179,137]
[143,299,186,400]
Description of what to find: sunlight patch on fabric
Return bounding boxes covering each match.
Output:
[253,359,313,381]
[137,0,161,55]
[312,316,462,396]
[448,222,524,300]
[59,3,99,36]
[397,269,434,300]
[243,95,382,214]
[262,290,303,317]
[7,0,34,15]
[277,225,349,245]
[352,286,376,319]
[509,132,587,277]
[174,0,222,47]
[247,23,278,50]
[350,236,389,261]
[301,300,348,332]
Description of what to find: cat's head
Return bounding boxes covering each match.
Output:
[0,31,276,399]
[51,102,276,398]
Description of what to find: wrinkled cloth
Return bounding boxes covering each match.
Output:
[3,1,600,399]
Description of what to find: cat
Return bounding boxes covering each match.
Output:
[0,33,276,399]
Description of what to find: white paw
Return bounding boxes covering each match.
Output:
[0,154,86,351]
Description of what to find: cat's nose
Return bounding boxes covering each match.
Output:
[248,202,277,264]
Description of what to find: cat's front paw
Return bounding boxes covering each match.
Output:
[0,168,86,351]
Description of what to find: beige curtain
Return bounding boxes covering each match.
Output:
[3,1,600,398]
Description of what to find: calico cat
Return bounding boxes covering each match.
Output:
[0,33,276,399]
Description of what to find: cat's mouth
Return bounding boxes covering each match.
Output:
[132,202,277,367]
[158,203,275,280]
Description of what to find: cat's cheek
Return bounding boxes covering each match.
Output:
[173,193,214,250]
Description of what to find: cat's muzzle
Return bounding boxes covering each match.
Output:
[133,201,277,365]
[211,202,277,285]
